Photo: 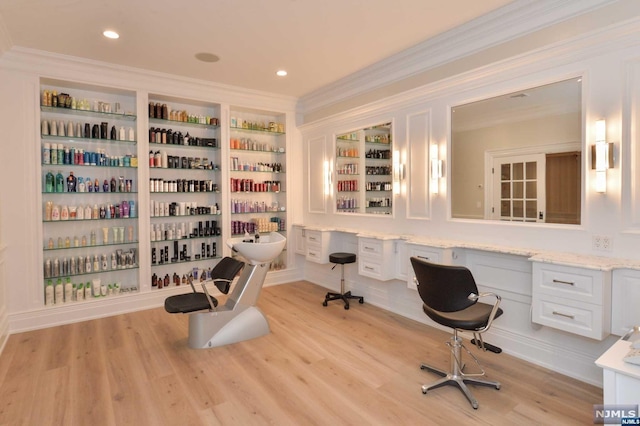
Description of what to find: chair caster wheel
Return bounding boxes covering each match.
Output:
[495,384,501,390]
[422,389,427,394]
[322,301,327,307]
[472,401,479,410]
[359,298,364,304]
[344,304,349,310]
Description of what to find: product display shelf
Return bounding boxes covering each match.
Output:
[44,240,139,251]
[39,79,139,306]
[40,105,137,121]
[230,109,287,270]
[148,96,222,285]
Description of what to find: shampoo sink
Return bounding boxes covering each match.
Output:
[227,232,286,265]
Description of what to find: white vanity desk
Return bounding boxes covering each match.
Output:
[294,224,640,387]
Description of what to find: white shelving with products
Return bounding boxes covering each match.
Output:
[147,96,223,290]
[229,109,287,270]
[39,79,140,306]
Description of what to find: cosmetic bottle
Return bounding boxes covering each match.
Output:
[93,255,100,272]
[84,281,92,299]
[45,171,54,193]
[55,279,63,304]
[76,283,84,301]
[45,280,54,306]
[51,204,60,221]
[55,171,64,193]
[50,120,58,136]
[65,278,73,303]
[60,205,69,220]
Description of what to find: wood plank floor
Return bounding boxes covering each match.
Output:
[0,281,601,426]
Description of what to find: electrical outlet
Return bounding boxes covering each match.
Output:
[593,235,602,250]
[601,236,612,251]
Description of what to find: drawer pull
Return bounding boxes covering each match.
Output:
[363,246,375,252]
[308,252,317,257]
[552,311,575,320]
[552,279,575,286]
[364,266,375,271]
[418,256,431,260]
[309,237,317,242]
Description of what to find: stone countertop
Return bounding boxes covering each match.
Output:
[293,224,640,271]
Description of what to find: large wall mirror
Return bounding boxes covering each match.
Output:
[335,122,393,215]
[451,78,582,224]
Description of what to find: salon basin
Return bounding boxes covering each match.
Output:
[227,232,286,265]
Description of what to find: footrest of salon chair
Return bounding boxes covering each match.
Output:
[470,339,502,354]
[165,293,218,314]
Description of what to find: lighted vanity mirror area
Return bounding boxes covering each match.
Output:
[335,123,393,215]
[451,78,582,224]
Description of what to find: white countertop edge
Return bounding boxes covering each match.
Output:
[595,340,640,380]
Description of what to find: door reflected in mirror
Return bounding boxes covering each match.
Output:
[335,123,393,215]
[451,78,582,224]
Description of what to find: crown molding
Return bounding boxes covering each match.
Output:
[298,0,617,116]
[0,47,298,112]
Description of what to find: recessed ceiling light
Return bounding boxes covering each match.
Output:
[195,53,220,63]
[276,70,288,77]
[103,30,120,39]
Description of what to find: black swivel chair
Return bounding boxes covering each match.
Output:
[165,257,244,314]
[410,257,503,409]
[322,252,364,310]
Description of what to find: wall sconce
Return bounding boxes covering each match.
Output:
[393,150,405,194]
[430,144,443,194]
[323,160,332,196]
[591,119,613,193]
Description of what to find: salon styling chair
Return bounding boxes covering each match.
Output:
[410,257,503,409]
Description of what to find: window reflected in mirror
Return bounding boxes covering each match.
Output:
[335,123,393,215]
[451,78,582,224]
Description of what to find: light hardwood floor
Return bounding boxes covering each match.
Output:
[0,281,601,426]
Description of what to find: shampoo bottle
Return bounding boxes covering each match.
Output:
[64,278,73,303]
[54,278,63,305]
[45,280,54,306]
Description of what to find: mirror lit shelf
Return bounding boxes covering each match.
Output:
[229,170,285,175]
[149,142,220,151]
[230,211,286,215]
[230,230,286,237]
[44,217,137,224]
[230,126,285,136]
[151,256,221,268]
[149,117,219,130]
[44,241,139,252]
[149,167,221,174]
[230,148,285,155]
[337,137,359,142]
[230,190,285,194]
[42,163,137,169]
[41,106,137,121]
[41,135,136,145]
[44,265,139,280]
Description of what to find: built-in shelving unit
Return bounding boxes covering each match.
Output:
[39,79,139,305]
[148,96,222,289]
[229,110,287,270]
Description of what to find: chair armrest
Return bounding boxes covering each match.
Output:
[200,281,218,310]
[468,292,502,332]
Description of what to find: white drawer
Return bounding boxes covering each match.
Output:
[305,230,324,248]
[407,248,441,290]
[359,257,384,279]
[533,263,604,305]
[532,295,605,340]
[306,247,326,264]
[359,238,383,257]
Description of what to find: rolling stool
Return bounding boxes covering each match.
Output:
[322,252,364,310]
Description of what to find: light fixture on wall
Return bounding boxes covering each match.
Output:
[430,144,443,194]
[323,160,333,196]
[591,119,613,193]
[393,150,406,195]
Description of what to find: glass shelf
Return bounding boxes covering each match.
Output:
[42,163,137,169]
[44,265,139,280]
[229,169,285,174]
[151,256,221,268]
[230,210,286,215]
[149,117,219,130]
[230,190,285,194]
[149,191,221,195]
[230,148,285,155]
[149,142,219,151]
[150,213,222,219]
[337,155,359,159]
[366,190,392,193]
[337,137,359,142]
[337,191,359,193]
[364,141,392,146]
[337,173,360,176]
[149,166,220,172]
[41,134,136,145]
[230,126,285,136]
[44,217,137,223]
[230,230,286,236]
[44,241,139,251]
[41,106,136,121]
[43,191,138,195]
[151,235,220,244]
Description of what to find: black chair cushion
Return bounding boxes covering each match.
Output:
[329,252,356,264]
[423,302,503,331]
[165,292,218,314]
[212,257,245,294]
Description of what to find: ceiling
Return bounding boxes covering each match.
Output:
[0,0,512,98]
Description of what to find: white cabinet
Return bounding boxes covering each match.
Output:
[293,226,306,255]
[305,230,332,264]
[532,262,611,340]
[358,237,396,281]
[612,269,640,336]
[596,339,640,406]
